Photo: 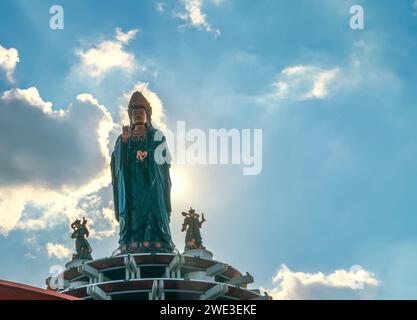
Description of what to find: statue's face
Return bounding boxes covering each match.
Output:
[131,107,147,125]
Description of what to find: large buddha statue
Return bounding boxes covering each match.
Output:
[111,92,174,253]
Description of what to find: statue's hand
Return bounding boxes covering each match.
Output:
[136,150,148,162]
[122,125,130,143]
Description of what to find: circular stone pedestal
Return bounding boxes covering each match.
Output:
[47,253,270,300]
[182,249,214,260]
[65,259,91,270]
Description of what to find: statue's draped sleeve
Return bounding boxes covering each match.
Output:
[111,135,127,222]
[152,131,172,218]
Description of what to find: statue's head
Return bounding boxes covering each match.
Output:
[128,91,152,126]
[189,207,196,217]
[71,218,81,230]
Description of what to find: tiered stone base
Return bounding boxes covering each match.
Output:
[47,250,269,300]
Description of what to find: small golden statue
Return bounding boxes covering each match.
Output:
[70,217,93,260]
[181,207,206,251]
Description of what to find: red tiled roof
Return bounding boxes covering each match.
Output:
[0,279,80,300]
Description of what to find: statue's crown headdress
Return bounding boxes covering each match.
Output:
[128,91,152,120]
[71,218,81,229]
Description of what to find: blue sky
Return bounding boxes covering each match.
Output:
[1,0,417,299]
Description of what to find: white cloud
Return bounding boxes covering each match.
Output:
[272,65,340,100]
[211,0,227,4]
[156,2,165,12]
[89,204,118,239]
[0,87,116,235]
[46,243,72,260]
[0,82,172,238]
[264,264,379,300]
[115,27,139,44]
[2,86,54,113]
[74,27,139,79]
[176,0,220,36]
[260,39,402,108]
[24,253,36,260]
[0,87,113,188]
[0,45,19,83]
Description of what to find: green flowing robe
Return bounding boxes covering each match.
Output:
[110,126,174,251]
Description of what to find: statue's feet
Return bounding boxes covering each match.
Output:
[129,241,142,252]
[128,241,148,253]
[128,241,174,254]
